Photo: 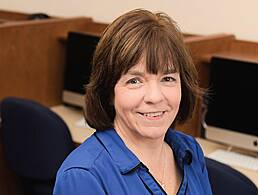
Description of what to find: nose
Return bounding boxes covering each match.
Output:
[143,81,164,104]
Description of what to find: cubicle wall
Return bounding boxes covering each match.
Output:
[0,9,29,22]
[0,13,98,107]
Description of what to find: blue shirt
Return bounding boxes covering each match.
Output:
[54,128,212,195]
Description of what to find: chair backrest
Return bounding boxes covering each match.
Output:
[0,97,75,194]
[205,157,258,195]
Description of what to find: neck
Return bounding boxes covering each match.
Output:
[115,126,165,172]
[115,128,164,159]
[128,140,165,167]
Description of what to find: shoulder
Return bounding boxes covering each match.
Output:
[57,133,104,175]
[54,167,106,194]
[54,133,108,194]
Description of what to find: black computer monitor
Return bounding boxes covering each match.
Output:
[205,57,258,152]
[62,32,100,107]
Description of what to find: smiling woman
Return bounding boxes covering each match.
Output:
[54,9,212,195]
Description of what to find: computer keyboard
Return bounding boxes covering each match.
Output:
[207,149,258,171]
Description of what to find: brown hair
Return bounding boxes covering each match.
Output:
[84,9,202,130]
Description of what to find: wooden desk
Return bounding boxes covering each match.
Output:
[52,105,258,187]
[51,105,95,144]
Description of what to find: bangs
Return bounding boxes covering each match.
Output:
[144,29,180,74]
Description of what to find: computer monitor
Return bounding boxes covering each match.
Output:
[204,57,258,152]
[62,32,100,107]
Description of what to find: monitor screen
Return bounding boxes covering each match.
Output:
[62,32,100,107]
[205,57,258,151]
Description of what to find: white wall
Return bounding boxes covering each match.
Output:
[1,0,258,41]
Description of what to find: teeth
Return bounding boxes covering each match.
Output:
[143,112,163,117]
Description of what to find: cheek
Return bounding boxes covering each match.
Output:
[114,87,143,114]
[166,86,182,107]
[114,92,141,111]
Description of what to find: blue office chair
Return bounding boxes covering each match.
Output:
[0,97,75,195]
[206,157,258,195]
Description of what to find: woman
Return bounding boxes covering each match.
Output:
[54,9,212,195]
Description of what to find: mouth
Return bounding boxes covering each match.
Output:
[138,111,166,120]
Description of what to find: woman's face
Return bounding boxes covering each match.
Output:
[113,61,181,142]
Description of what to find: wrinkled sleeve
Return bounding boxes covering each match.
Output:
[194,139,213,195]
[53,168,106,195]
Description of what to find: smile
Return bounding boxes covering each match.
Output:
[138,111,165,119]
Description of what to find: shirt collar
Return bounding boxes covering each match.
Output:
[95,128,193,174]
[165,129,193,169]
[94,129,141,174]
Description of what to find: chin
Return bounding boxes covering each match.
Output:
[138,126,168,140]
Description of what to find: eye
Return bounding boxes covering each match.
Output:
[126,77,141,85]
[161,76,176,82]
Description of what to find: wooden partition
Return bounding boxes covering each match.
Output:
[0,13,97,107]
[208,39,258,64]
[0,9,29,22]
